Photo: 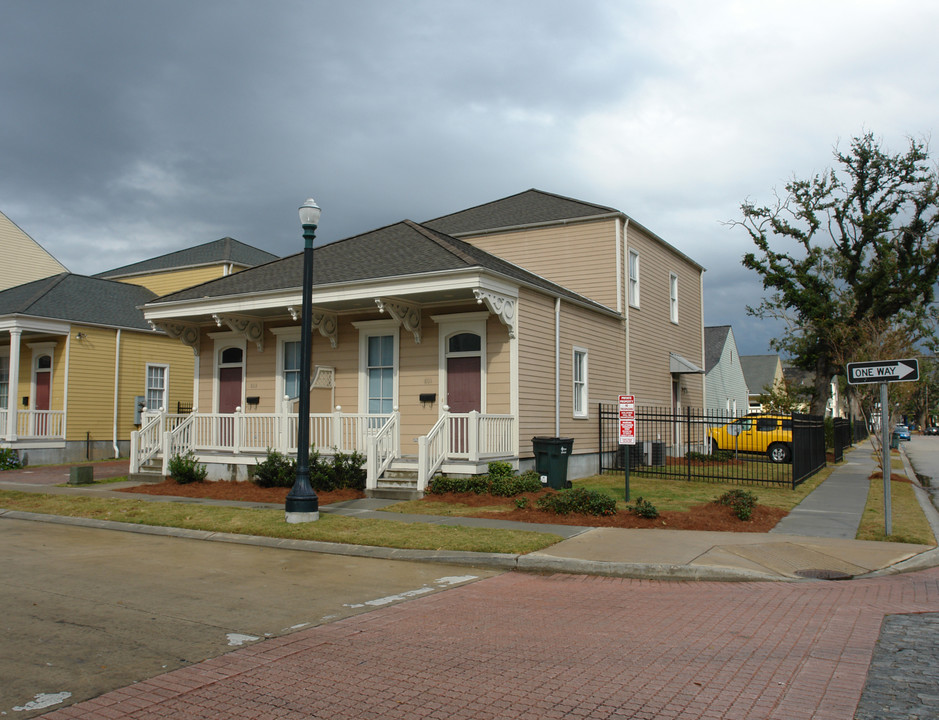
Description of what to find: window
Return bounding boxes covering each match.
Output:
[367,335,395,414]
[628,250,640,307]
[669,272,679,323]
[146,364,168,411]
[573,347,588,418]
[283,340,301,399]
[0,355,8,409]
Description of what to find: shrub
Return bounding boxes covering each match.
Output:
[0,448,22,471]
[168,451,207,484]
[514,497,530,509]
[428,468,542,497]
[536,488,617,516]
[716,489,758,520]
[487,461,514,479]
[427,475,490,494]
[629,496,659,519]
[324,450,367,491]
[253,449,296,488]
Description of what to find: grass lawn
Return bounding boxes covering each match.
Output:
[856,474,937,545]
[0,490,561,555]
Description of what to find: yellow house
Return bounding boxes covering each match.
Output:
[0,209,68,291]
[0,230,279,465]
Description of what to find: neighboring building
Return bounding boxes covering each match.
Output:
[94,237,279,296]
[138,191,706,489]
[782,367,845,417]
[0,274,193,463]
[0,210,68,291]
[740,354,785,412]
[703,326,748,417]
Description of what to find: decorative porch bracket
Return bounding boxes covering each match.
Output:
[150,321,201,356]
[473,289,517,339]
[286,306,338,348]
[375,298,422,343]
[212,314,265,351]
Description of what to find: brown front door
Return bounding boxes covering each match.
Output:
[218,366,242,447]
[447,356,481,412]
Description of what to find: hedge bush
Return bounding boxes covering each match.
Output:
[427,465,542,497]
[628,496,659,518]
[536,487,617,516]
[716,489,758,520]
[0,448,22,471]
[252,448,366,492]
[253,449,296,488]
[168,451,207,484]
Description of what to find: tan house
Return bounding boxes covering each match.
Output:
[0,209,68,291]
[136,191,705,491]
[0,234,278,464]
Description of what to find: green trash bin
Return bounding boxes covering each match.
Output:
[890,433,900,449]
[531,437,574,490]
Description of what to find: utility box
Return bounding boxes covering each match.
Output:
[531,437,574,490]
[69,466,94,485]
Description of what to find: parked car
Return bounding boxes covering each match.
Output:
[708,414,793,463]
[925,426,939,436]
[894,424,912,441]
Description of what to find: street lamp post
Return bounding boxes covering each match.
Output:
[285,198,321,523]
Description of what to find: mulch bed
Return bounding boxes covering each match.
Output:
[121,481,787,532]
[121,479,365,506]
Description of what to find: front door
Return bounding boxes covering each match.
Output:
[35,354,52,436]
[218,366,242,448]
[447,356,480,455]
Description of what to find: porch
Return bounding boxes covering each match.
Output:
[130,404,517,496]
[0,409,66,444]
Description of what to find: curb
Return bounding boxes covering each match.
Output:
[0,508,788,582]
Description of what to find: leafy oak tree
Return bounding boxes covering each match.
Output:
[737,133,939,415]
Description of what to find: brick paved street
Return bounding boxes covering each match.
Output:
[39,568,939,720]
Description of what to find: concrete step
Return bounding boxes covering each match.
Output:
[366,487,423,501]
[129,472,165,484]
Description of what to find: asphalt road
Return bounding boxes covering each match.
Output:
[904,434,939,512]
[0,518,499,718]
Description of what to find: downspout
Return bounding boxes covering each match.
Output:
[112,329,121,458]
[555,296,561,437]
[621,218,631,392]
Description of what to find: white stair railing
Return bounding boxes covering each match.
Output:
[130,409,164,474]
[366,410,399,490]
[417,408,450,491]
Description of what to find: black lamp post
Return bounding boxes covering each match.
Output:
[285,197,321,523]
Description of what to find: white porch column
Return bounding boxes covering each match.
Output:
[7,329,21,441]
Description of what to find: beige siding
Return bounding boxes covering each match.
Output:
[0,210,68,291]
[516,288,558,451]
[116,266,228,296]
[626,224,705,409]
[464,219,621,309]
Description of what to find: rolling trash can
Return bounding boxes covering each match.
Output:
[531,437,574,490]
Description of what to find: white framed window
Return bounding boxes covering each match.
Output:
[669,272,679,324]
[573,347,588,418]
[628,250,640,308]
[353,320,399,415]
[146,364,168,411]
[272,328,302,401]
[0,353,8,409]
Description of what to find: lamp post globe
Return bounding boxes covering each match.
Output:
[285,197,321,523]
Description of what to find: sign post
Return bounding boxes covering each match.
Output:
[846,358,920,537]
[618,395,636,502]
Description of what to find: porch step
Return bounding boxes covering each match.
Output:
[129,471,165,484]
[368,471,422,501]
[367,487,423,501]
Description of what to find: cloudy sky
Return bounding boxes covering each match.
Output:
[2,0,937,355]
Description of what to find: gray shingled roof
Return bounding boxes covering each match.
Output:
[740,355,782,394]
[94,237,279,279]
[704,326,732,373]
[424,189,618,235]
[148,220,614,314]
[0,273,157,330]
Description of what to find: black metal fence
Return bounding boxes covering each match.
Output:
[599,405,828,489]
[831,417,869,463]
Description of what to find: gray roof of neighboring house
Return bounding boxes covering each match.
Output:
[148,219,615,314]
[704,325,733,373]
[424,188,619,234]
[94,237,279,279]
[740,355,782,395]
[0,273,157,330]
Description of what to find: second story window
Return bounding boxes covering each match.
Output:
[628,250,640,307]
[669,272,679,324]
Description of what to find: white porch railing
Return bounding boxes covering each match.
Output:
[8,410,66,440]
[365,411,400,490]
[130,412,163,474]
[416,410,517,490]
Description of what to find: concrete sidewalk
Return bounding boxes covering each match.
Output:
[1,446,937,582]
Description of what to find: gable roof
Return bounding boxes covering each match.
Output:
[94,237,278,279]
[424,188,705,271]
[740,355,783,395]
[704,325,733,373]
[0,209,69,291]
[0,273,157,330]
[424,189,619,235]
[147,219,615,315]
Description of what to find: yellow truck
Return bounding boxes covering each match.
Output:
[707,414,793,463]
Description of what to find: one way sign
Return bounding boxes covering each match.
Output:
[846,358,920,385]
